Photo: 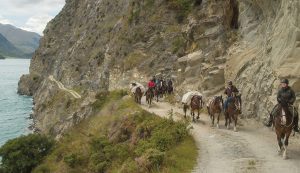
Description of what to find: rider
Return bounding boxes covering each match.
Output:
[224,81,239,113]
[265,79,299,132]
[148,78,156,92]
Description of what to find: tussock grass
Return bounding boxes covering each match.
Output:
[33,90,197,173]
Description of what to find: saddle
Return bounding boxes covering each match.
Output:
[272,104,298,118]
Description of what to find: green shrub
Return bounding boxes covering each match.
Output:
[89,137,112,173]
[167,0,194,22]
[120,159,139,173]
[172,36,185,54]
[33,165,50,173]
[92,92,109,111]
[64,153,82,168]
[144,149,165,167]
[0,134,54,173]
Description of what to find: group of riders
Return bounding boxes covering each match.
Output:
[147,76,174,97]
[136,77,299,133]
[222,79,299,132]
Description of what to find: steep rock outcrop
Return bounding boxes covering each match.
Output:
[19,0,237,136]
[226,0,300,118]
[18,0,300,136]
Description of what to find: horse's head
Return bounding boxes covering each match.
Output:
[213,96,223,109]
[192,95,203,108]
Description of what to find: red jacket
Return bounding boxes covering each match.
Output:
[148,81,156,88]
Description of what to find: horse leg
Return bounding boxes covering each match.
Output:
[234,114,238,132]
[283,131,292,159]
[227,114,231,130]
[183,106,187,119]
[224,112,230,129]
[277,134,283,155]
[211,113,215,127]
[217,113,220,129]
[196,108,200,120]
[191,109,195,122]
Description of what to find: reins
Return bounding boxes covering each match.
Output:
[275,105,295,128]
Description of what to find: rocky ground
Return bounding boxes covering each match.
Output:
[140,97,300,173]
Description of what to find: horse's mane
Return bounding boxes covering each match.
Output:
[280,103,292,117]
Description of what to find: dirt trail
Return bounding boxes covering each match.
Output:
[140,97,300,173]
[48,75,81,99]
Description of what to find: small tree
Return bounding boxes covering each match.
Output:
[0,134,54,173]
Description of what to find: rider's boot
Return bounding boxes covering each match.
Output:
[264,114,273,127]
[293,115,299,132]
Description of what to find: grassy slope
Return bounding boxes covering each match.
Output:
[33,91,197,173]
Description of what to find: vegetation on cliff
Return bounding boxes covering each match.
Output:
[33,91,197,173]
[0,134,54,173]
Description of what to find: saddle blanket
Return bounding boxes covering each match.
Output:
[130,83,146,94]
[181,91,202,105]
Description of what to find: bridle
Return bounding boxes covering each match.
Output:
[275,104,295,128]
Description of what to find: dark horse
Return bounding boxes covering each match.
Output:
[154,86,160,102]
[225,93,241,132]
[134,87,143,104]
[167,81,174,94]
[145,88,154,107]
[161,81,168,97]
[207,96,223,128]
[273,103,295,159]
[184,95,204,122]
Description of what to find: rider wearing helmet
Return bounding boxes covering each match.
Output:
[224,81,239,112]
[265,79,299,132]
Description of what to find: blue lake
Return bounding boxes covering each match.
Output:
[0,59,33,146]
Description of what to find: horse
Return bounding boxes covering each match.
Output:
[273,103,295,159]
[161,81,168,97]
[167,80,174,94]
[183,95,204,122]
[224,93,241,132]
[145,88,154,107]
[207,96,223,128]
[134,87,143,104]
[154,86,160,102]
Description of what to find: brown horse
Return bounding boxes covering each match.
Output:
[184,95,204,122]
[145,88,154,107]
[134,87,143,104]
[273,103,294,159]
[207,96,223,128]
[224,93,241,132]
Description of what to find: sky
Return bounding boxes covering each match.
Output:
[0,0,65,35]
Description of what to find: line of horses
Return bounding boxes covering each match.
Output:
[132,84,297,160]
[183,93,241,132]
[133,81,174,106]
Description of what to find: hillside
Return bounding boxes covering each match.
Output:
[0,33,23,57]
[0,23,41,58]
[18,0,300,137]
[0,54,5,59]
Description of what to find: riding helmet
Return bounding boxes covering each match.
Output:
[281,79,289,84]
[228,81,233,85]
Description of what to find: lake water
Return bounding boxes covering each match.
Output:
[0,59,33,146]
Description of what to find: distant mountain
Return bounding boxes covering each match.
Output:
[0,23,41,58]
[0,33,24,57]
[0,54,5,59]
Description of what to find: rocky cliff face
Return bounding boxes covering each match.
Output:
[18,0,300,136]
[226,0,300,119]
